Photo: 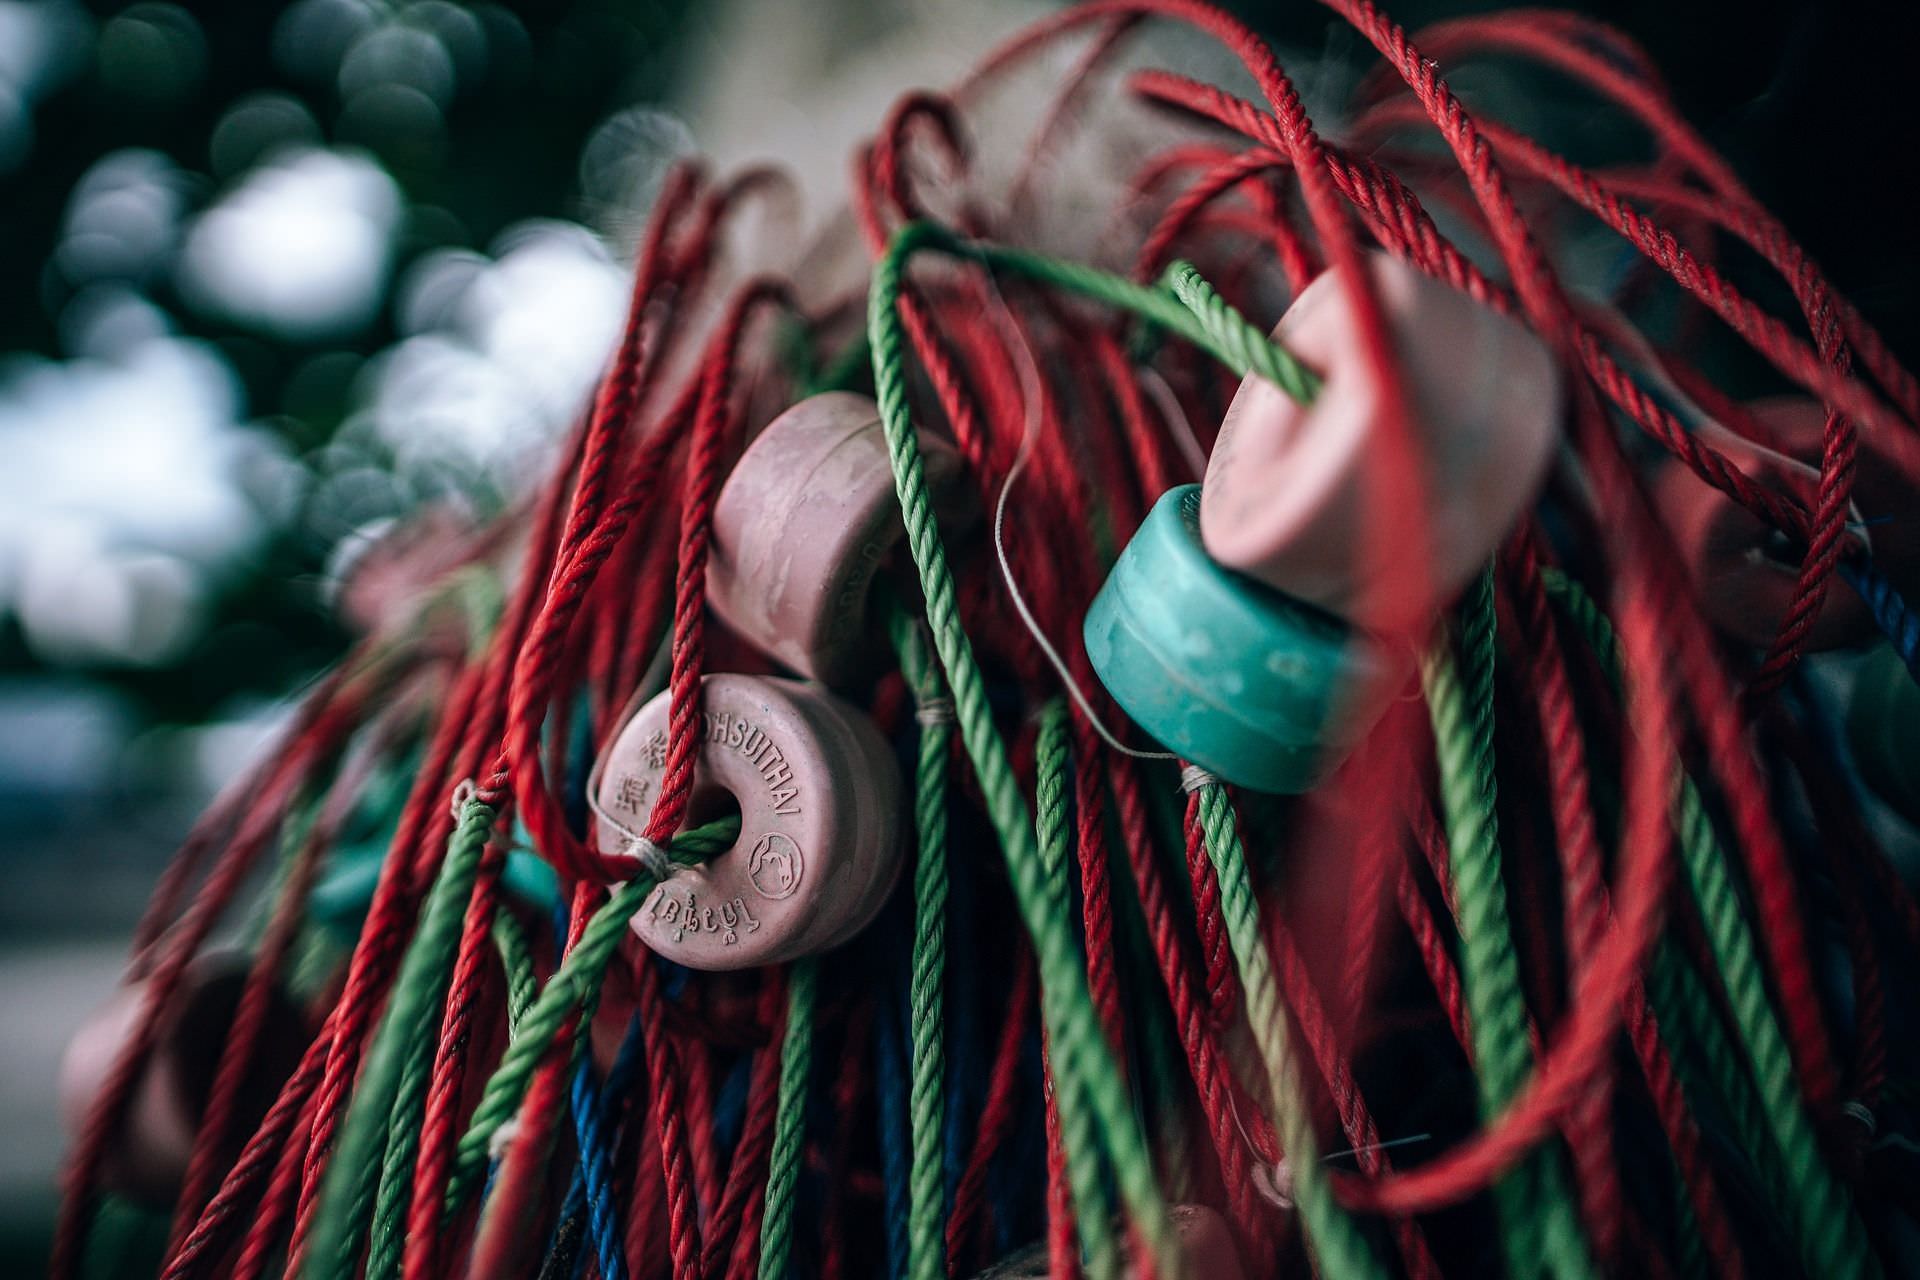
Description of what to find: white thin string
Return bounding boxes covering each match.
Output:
[621,834,675,882]
[1178,764,1218,794]
[1223,1080,1429,1209]
[976,266,1177,764]
[1137,365,1208,482]
[581,639,677,849]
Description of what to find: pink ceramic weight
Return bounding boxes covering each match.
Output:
[1652,425,1873,652]
[1746,395,1920,599]
[1199,254,1561,632]
[709,392,963,686]
[58,954,307,1203]
[593,672,904,969]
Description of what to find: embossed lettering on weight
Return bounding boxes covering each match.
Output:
[637,730,669,769]
[615,774,650,814]
[681,712,803,816]
[647,886,762,947]
[719,896,760,944]
[746,832,803,900]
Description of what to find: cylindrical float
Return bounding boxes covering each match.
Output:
[1085,485,1409,794]
[1199,253,1561,632]
[59,954,307,1204]
[1651,424,1873,651]
[709,391,964,686]
[592,672,905,968]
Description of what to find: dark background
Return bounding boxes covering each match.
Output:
[2,0,1915,1269]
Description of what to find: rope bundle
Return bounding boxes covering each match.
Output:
[54,3,1920,1278]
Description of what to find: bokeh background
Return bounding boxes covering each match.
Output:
[3,0,1916,1269]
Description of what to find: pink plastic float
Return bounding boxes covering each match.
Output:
[58,955,306,1203]
[592,672,904,969]
[1745,395,1919,598]
[1199,253,1561,632]
[709,391,962,686]
[1652,422,1873,651]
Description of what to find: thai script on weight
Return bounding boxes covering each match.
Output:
[633,715,803,815]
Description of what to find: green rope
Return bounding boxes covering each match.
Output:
[757,957,818,1280]
[888,604,953,1280]
[364,849,506,1280]
[870,221,1181,1277]
[492,910,539,1038]
[1035,701,1121,1280]
[1163,261,1321,403]
[440,815,739,1217]
[876,220,1318,397]
[1189,781,1386,1280]
[303,797,500,1280]
[1645,943,1793,1233]
[1541,570,1878,1280]
[1419,569,1595,1280]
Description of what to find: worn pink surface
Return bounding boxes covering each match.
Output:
[1746,395,1920,598]
[709,392,961,686]
[1200,254,1560,631]
[59,955,305,1203]
[594,673,903,969]
[1654,422,1873,650]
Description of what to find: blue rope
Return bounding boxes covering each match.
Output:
[1841,559,1920,683]
[714,1046,752,1160]
[603,1010,648,1101]
[570,1055,626,1280]
[874,967,912,1279]
[542,897,625,1280]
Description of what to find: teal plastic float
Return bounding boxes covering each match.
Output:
[1084,484,1408,793]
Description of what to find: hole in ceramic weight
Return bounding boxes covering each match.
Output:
[681,784,745,862]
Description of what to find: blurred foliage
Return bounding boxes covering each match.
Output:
[0,0,698,726]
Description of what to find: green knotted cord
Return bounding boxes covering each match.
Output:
[439,815,739,1217]
[887,602,953,1280]
[1035,701,1122,1280]
[304,797,501,1280]
[1419,569,1595,1280]
[757,956,818,1280]
[870,222,1183,1277]
[1541,570,1878,1280]
[1645,942,1794,1232]
[492,911,539,1038]
[1188,781,1386,1280]
[877,220,1320,398]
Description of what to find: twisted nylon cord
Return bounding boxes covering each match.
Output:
[1418,569,1596,1280]
[1543,570,1878,1280]
[756,958,818,1280]
[438,815,738,1214]
[870,219,1183,1278]
[887,603,956,1280]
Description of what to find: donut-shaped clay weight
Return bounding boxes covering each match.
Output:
[58,954,307,1203]
[1651,426,1873,652]
[1746,395,1920,599]
[709,392,964,687]
[593,672,904,969]
[1199,253,1561,633]
[1849,645,1920,828]
[1085,485,1410,794]
[971,1205,1243,1278]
